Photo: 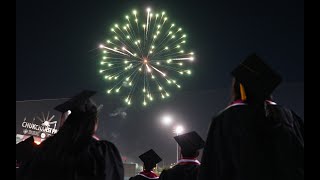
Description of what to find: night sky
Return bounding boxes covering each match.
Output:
[16,0,304,165]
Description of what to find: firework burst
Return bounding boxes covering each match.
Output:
[99,7,195,106]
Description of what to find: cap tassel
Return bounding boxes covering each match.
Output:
[240,83,247,101]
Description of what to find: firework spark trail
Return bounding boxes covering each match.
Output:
[98,7,195,106]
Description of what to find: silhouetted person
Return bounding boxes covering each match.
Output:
[129,149,162,180]
[16,136,37,167]
[16,136,38,178]
[198,54,304,180]
[159,131,205,180]
[18,90,124,180]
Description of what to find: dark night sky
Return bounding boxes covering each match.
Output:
[16,0,304,165]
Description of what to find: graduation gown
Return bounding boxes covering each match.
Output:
[17,136,124,180]
[129,170,159,180]
[159,159,200,180]
[16,137,38,179]
[198,100,304,180]
[16,136,38,166]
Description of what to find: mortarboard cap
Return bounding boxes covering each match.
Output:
[174,131,205,153]
[54,90,98,114]
[139,149,162,166]
[231,53,282,99]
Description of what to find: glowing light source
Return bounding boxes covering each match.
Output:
[162,116,173,126]
[174,125,184,135]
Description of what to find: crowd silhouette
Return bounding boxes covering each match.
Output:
[16,54,304,180]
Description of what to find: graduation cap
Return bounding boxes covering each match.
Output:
[174,131,205,153]
[139,149,162,166]
[54,90,100,114]
[16,136,35,162]
[231,53,282,99]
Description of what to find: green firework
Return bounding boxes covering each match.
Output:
[99,7,195,106]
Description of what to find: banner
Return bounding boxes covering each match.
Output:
[16,99,66,144]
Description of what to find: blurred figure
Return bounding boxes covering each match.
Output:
[16,136,38,178]
[198,54,304,180]
[18,90,124,180]
[129,149,162,180]
[16,136,37,168]
[159,131,205,180]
